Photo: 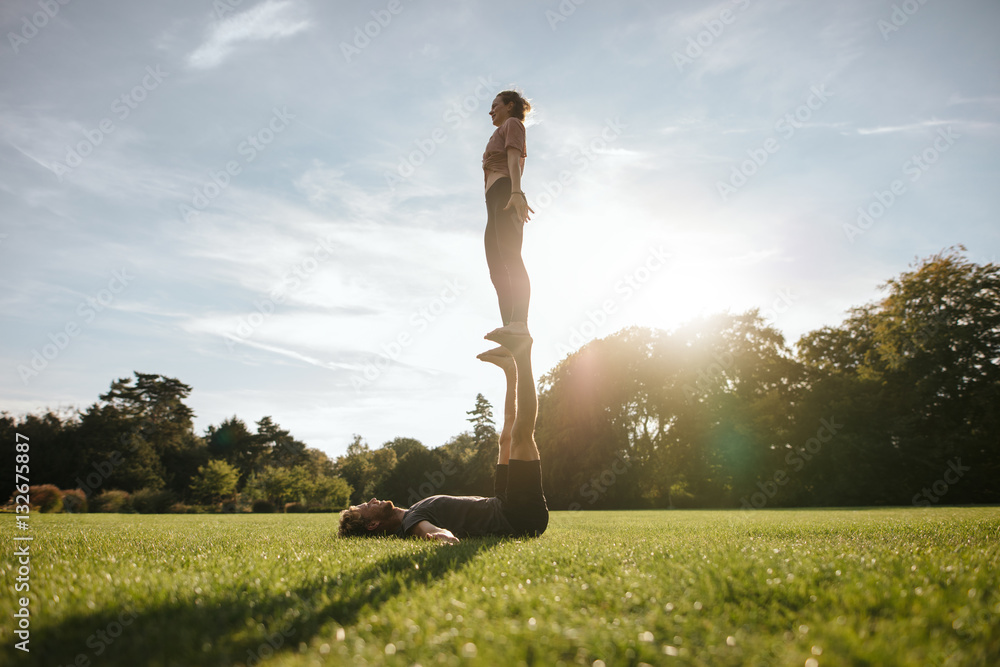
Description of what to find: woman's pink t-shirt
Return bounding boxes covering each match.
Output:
[483,117,526,189]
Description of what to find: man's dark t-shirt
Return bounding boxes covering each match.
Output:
[396,495,514,538]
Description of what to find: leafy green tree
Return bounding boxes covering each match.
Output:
[795,248,1000,504]
[374,441,444,506]
[309,475,352,509]
[257,416,309,469]
[99,373,206,495]
[206,417,263,486]
[380,437,423,460]
[463,394,499,495]
[333,436,376,505]
[1,410,80,499]
[190,459,240,504]
[436,432,484,496]
[73,403,165,494]
[666,313,802,507]
[243,466,289,506]
[243,463,351,509]
[537,316,801,509]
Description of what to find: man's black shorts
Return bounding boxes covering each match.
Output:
[499,459,548,537]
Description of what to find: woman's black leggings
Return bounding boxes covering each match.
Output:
[484,177,530,326]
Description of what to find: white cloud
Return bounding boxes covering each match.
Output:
[855,119,954,135]
[187,0,311,70]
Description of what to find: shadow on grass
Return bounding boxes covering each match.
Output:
[7,537,505,667]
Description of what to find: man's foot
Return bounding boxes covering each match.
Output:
[477,346,515,371]
[485,324,532,355]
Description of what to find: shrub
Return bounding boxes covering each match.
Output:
[284,502,306,513]
[234,493,254,514]
[173,504,207,514]
[61,489,88,513]
[131,488,175,514]
[91,489,133,513]
[668,482,697,509]
[30,485,64,513]
[252,500,275,513]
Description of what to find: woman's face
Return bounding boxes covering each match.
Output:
[490,95,512,127]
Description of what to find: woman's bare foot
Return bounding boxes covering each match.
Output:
[486,321,529,338]
[477,346,515,371]
[485,326,532,355]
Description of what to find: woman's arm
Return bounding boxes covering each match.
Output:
[504,147,533,224]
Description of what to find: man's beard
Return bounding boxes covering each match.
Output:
[374,501,395,522]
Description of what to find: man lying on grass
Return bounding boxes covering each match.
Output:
[338,330,547,543]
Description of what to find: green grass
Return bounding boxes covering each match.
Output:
[1,508,997,666]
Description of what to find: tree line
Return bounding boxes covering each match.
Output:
[538,248,998,509]
[4,248,997,511]
[1,371,502,512]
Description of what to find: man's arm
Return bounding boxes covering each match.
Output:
[408,520,460,544]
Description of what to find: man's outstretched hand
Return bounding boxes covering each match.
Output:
[425,530,460,545]
[411,520,460,544]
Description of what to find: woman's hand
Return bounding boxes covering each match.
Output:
[504,193,534,225]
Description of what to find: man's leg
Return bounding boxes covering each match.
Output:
[484,331,538,461]
[477,347,516,499]
[477,347,516,465]
[485,330,547,536]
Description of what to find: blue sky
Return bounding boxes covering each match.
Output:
[2,0,998,459]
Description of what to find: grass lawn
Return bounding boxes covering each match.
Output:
[1,507,997,666]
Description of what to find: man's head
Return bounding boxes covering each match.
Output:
[338,498,400,537]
